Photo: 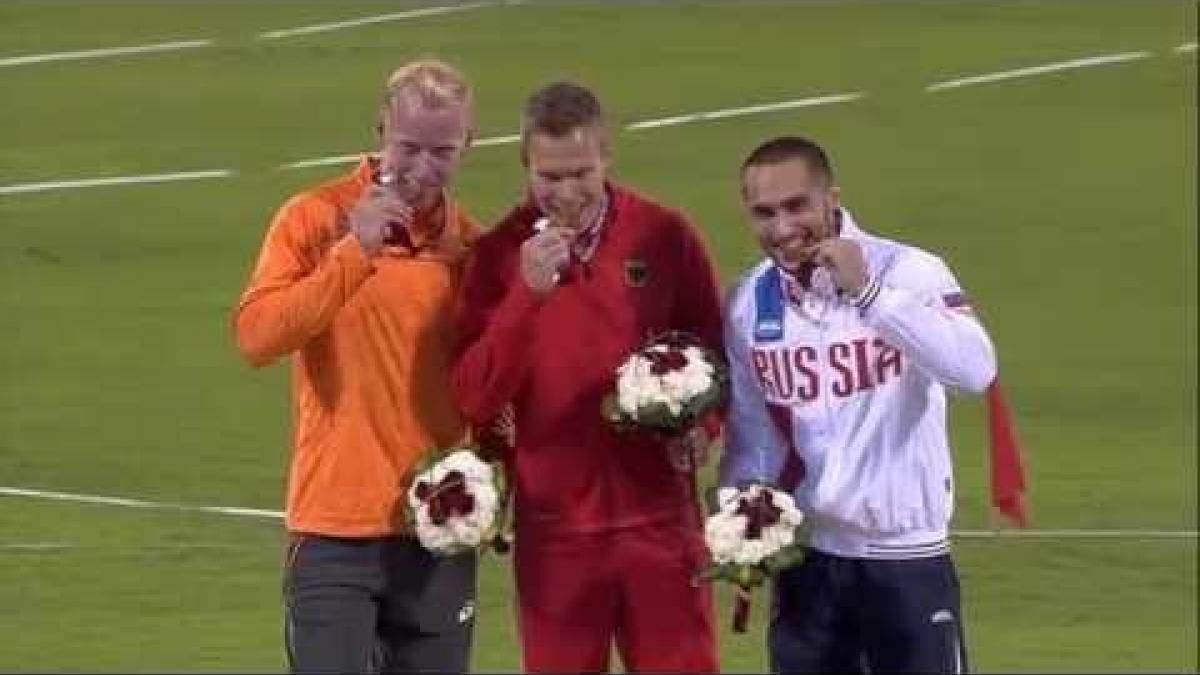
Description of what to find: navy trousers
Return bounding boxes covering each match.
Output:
[769,549,967,674]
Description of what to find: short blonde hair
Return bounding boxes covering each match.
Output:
[383,58,473,112]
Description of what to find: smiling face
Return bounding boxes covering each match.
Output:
[741,157,841,273]
[376,95,471,212]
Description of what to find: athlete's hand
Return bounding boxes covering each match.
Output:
[346,183,413,257]
[490,405,516,449]
[520,226,571,295]
[546,198,584,237]
[475,404,517,462]
[803,238,869,296]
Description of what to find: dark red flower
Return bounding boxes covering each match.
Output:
[735,491,783,540]
[647,348,688,375]
[416,470,476,525]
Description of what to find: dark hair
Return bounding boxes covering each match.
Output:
[521,81,607,146]
[741,136,835,185]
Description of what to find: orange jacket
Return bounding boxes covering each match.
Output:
[234,156,479,537]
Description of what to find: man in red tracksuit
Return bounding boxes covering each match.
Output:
[451,82,723,672]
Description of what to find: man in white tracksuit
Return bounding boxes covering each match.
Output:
[720,136,997,673]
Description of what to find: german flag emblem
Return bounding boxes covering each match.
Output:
[624,258,649,288]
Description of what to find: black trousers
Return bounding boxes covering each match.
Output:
[769,549,968,674]
[283,533,477,674]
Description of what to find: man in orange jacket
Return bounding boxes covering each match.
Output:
[233,59,480,673]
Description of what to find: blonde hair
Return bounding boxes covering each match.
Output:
[383,58,473,112]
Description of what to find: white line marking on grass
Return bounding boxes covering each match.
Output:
[278,133,520,171]
[626,92,866,131]
[0,538,267,550]
[925,51,1153,92]
[473,133,521,147]
[954,529,1197,539]
[3,43,1178,186]
[1176,42,1197,54]
[0,486,282,520]
[0,543,74,552]
[4,485,1197,541]
[258,2,496,40]
[0,169,233,196]
[279,154,363,170]
[283,93,860,173]
[0,39,212,68]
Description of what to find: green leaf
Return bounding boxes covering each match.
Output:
[746,565,767,587]
[601,393,623,424]
[733,564,754,587]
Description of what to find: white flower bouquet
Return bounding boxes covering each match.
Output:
[701,483,806,632]
[603,330,724,436]
[406,448,510,556]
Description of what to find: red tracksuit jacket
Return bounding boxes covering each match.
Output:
[452,184,724,536]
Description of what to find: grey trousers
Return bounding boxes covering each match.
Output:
[283,533,477,674]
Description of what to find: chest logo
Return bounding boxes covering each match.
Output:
[624,258,649,288]
[750,338,905,402]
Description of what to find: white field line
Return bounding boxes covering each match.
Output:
[281,93,853,172]
[0,531,1193,554]
[473,133,521,147]
[1,45,1178,185]
[0,3,511,67]
[0,486,282,520]
[0,543,75,551]
[282,92,859,171]
[0,542,268,552]
[258,2,497,40]
[0,169,233,196]
[626,92,866,131]
[3,485,1196,541]
[1176,42,1197,54]
[280,153,363,170]
[925,50,1153,92]
[0,39,212,68]
[955,529,1197,539]
[278,133,521,170]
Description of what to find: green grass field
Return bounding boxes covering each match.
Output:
[1,1,1196,671]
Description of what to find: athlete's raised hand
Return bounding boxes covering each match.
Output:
[521,223,571,295]
[803,238,869,297]
[346,172,415,257]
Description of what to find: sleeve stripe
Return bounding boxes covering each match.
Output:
[852,276,883,311]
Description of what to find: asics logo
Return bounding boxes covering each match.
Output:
[930,609,955,624]
[458,601,475,624]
